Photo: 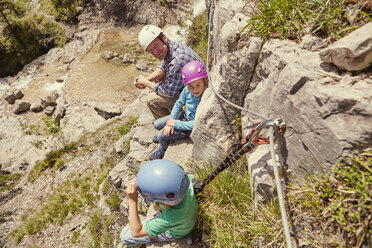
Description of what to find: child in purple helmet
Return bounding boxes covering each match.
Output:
[148,61,208,160]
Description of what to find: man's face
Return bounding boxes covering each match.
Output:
[146,35,168,60]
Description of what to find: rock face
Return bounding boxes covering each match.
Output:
[191,0,372,203]
[319,22,372,71]
[78,0,192,28]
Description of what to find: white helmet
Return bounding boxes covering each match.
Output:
[138,25,164,51]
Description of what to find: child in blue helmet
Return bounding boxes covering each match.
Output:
[120,159,198,247]
[148,60,208,160]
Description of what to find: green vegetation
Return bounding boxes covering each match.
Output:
[39,0,81,22]
[0,0,67,77]
[243,0,371,40]
[28,142,79,182]
[196,150,372,247]
[0,172,21,192]
[11,116,139,244]
[25,116,137,182]
[42,116,63,136]
[11,153,118,244]
[117,116,138,136]
[88,211,116,247]
[0,211,13,223]
[187,10,208,64]
[195,159,283,246]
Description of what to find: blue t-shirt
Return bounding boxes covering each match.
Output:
[169,86,202,130]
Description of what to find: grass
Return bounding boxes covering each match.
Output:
[195,158,283,247]
[196,150,372,247]
[187,10,208,64]
[243,0,371,41]
[117,116,138,136]
[27,116,138,182]
[28,141,79,182]
[11,153,119,244]
[11,116,139,244]
[0,172,21,192]
[88,211,116,247]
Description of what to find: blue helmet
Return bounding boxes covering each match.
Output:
[136,159,190,206]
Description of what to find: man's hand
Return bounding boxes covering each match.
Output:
[134,75,155,91]
[126,179,138,202]
[134,76,146,89]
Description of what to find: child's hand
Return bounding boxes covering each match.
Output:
[162,125,174,137]
[166,118,175,127]
[126,179,138,201]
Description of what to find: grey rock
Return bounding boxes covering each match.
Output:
[191,36,263,164]
[44,106,56,116]
[135,60,149,71]
[122,53,135,64]
[108,157,136,191]
[13,100,30,114]
[101,50,115,61]
[319,22,372,71]
[246,145,276,206]
[300,34,328,51]
[19,161,29,171]
[4,89,24,104]
[4,93,16,104]
[242,38,372,176]
[41,94,58,107]
[114,128,136,154]
[13,89,24,99]
[44,48,64,64]
[54,104,66,124]
[30,103,43,113]
[93,102,121,120]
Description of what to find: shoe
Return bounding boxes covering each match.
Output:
[153,135,159,143]
[148,148,165,160]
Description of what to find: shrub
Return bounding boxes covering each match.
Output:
[242,0,371,41]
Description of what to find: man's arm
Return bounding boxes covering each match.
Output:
[146,68,166,82]
[127,179,148,237]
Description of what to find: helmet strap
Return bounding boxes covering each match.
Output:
[157,33,170,58]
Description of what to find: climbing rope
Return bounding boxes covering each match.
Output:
[193,119,284,194]
[203,0,293,247]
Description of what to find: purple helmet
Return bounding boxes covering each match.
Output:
[182,61,207,86]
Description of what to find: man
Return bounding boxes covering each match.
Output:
[135,25,202,119]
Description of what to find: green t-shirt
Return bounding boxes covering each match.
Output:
[144,175,198,239]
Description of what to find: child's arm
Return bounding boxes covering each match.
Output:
[127,179,148,238]
[170,88,187,119]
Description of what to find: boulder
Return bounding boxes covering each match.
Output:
[41,94,58,108]
[4,93,16,104]
[13,100,30,114]
[44,106,56,116]
[30,103,43,113]
[4,89,24,104]
[319,22,372,71]
[93,102,122,120]
[242,38,372,176]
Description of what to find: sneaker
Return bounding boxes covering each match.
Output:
[148,148,165,160]
[153,135,159,143]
